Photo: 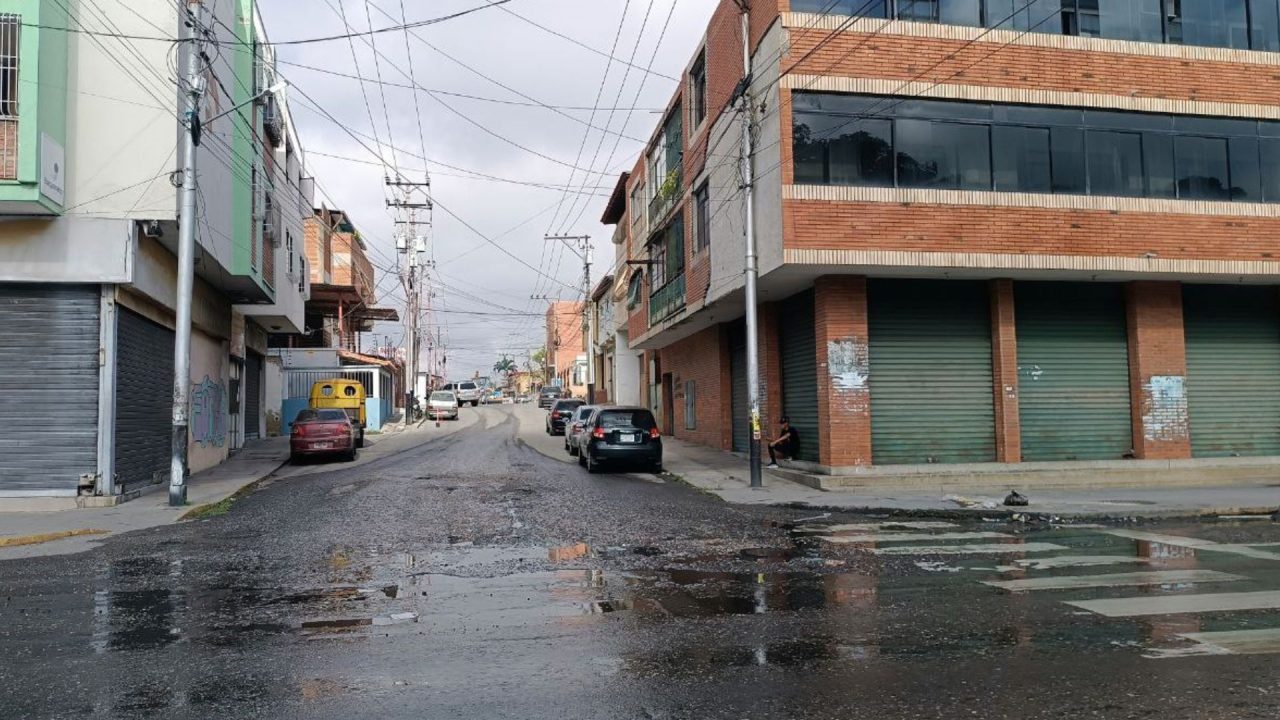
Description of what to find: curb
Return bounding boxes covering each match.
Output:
[177,459,288,521]
[0,528,110,548]
[754,500,1280,524]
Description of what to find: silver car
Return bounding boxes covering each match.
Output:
[428,390,459,420]
[564,405,599,457]
[456,381,482,407]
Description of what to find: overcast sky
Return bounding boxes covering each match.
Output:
[257,0,716,379]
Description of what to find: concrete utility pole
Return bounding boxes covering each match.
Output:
[388,177,432,420]
[170,0,206,507]
[738,3,763,489]
[545,235,593,400]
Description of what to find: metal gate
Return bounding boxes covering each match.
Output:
[0,285,100,495]
[729,325,748,453]
[1016,282,1132,461]
[869,279,996,465]
[779,290,819,462]
[244,351,262,440]
[115,308,175,491]
[1185,285,1280,457]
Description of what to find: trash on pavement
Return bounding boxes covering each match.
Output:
[1004,491,1030,507]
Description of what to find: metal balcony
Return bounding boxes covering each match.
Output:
[648,274,685,325]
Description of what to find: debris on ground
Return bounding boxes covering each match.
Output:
[1004,490,1030,507]
[944,494,999,509]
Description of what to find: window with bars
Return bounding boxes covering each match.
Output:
[0,15,18,118]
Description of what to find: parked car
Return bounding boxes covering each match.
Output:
[308,378,366,447]
[563,405,599,456]
[537,386,565,409]
[456,381,482,407]
[578,407,662,474]
[546,398,584,436]
[428,390,460,420]
[290,408,357,463]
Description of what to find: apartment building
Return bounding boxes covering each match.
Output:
[0,0,311,503]
[546,300,587,398]
[611,0,1280,479]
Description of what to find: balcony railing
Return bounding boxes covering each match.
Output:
[648,167,682,227]
[648,274,685,326]
[0,118,16,180]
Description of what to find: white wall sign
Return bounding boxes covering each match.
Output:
[40,133,66,206]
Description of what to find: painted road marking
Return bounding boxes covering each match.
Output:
[1104,530,1280,561]
[1067,590,1280,617]
[819,531,1012,544]
[1014,556,1152,571]
[1145,628,1280,659]
[982,569,1244,593]
[872,542,1068,556]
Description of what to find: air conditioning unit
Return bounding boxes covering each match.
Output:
[262,95,284,148]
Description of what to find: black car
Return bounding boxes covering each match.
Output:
[537,387,565,409]
[546,399,584,436]
[578,407,662,474]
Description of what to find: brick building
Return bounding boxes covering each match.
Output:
[606,0,1280,479]
[545,301,587,398]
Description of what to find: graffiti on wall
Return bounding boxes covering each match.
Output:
[1142,375,1189,443]
[191,375,228,447]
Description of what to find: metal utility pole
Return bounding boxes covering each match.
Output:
[170,0,206,507]
[388,177,432,421]
[545,235,593,400]
[738,4,763,489]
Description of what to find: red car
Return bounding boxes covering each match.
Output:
[290,408,358,463]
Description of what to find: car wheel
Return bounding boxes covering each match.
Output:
[650,461,663,474]
[471,400,479,407]
[356,430,365,448]
[570,444,579,457]
[289,452,300,465]
[586,454,600,474]
[346,449,358,462]
[578,450,587,467]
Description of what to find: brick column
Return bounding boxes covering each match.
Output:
[758,302,783,435]
[1126,281,1191,459]
[814,276,872,468]
[990,279,1021,463]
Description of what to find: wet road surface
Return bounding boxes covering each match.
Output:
[3,406,1280,719]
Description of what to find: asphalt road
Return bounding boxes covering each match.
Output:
[3,406,1280,719]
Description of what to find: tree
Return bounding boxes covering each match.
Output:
[493,356,517,378]
[530,347,548,387]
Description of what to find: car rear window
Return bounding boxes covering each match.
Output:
[430,392,455,402]
[597,410,657,429]
[295,409,319,422]
[461,383,477,390]
[552,400,583,412]
[316,409,348,421]
[573,406,595,420]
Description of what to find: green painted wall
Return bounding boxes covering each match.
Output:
[230,0,263,294]
[0,0,68,213]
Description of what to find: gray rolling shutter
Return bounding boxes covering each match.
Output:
[779,290,819,462]
[1016,282,1132,461]
[115,308,175,491]
[869,279,995,465]
[0,285,100,494]
[244,351,263,440]
[730,325,748,453]
[1185,285,1280,458]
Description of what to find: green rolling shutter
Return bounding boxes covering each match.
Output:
[779,290,819,462]
[1015,282,1132,461]
[869,279,995,465]
[730,326,748,454]
[1184,285,1280,458]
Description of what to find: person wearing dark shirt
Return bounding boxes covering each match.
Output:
[766,417,799,468]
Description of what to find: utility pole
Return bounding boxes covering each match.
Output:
[170,0,206,507]
[388,176,432,421]
[737,3,763,489]
[545,235,593,400]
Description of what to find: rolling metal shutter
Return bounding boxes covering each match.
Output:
[0,285,100,494]
[730,327,748,453]
[869,279,995,465]
[1016,282,1132,461]
[779,290,819,462]
[1185,285,1280,457]
[115,308,175,491]
[244,351,262,441]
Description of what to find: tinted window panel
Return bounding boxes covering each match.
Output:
[940,0,982,25]
[993,105,1082,127]
[1177,0,1249,49]
[829,118,894,186]
[894,98,991,121]
[1251,0,1280,50]
[1087,130,1144,197]
[1173,115,1255,137]
[1228,137,1262,201]
[1085,109,1171,132]
[1144,133,1176,198]
[896,119,991,190]
[793,112,828,183]
[792,0,887,16]
[987,0,1060,30]
[1051,126,1087,194]
[993,125,1051,192]
[1175,135,1232,200]
[897,0,939,21]
[1261,138,1280,201]
[1097,0,1163,41]
[598,410,658,430]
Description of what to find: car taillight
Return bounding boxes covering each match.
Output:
[293,424,306,437]
[592,427,605,439]
[649,428,660,439]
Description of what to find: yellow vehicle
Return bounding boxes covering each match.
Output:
[309,379,367,447]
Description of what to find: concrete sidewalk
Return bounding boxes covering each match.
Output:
[0,408,480,560]
[510,404,1278,519]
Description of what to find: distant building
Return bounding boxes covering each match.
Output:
[545,301,587,398]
